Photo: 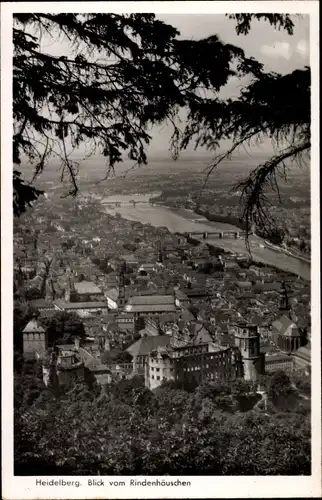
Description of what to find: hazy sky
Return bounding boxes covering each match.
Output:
[159,14,309,73]
[151,14,310,154]
[34,14,310,157]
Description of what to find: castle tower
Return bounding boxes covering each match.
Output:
[234,322,264,382]
[22,315,48,360]
[117,261,127,310]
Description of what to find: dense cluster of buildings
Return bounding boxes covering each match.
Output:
[15,194,311,394]
[21,261,311,392]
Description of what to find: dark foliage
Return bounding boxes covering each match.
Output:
[15,371,310,475]
[13,170,44,217]
[13,14,309,228]
[41,310,86,346]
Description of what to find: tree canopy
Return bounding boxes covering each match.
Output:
[13,13,310,231]
[15,371,311,475]
[41,310,86,346]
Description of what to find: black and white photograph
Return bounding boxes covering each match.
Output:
[1,1,320,498]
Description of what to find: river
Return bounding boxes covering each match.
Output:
[101,194,310,281]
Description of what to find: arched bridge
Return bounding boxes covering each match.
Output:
[104,200,156,208]
[185,230,252,240]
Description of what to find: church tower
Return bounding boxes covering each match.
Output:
[65,276,75,302]
[234,322,264,381]
[117,261,126,310]
[157,240,164,264]
[279,281,291,317]
[48,278,56,300]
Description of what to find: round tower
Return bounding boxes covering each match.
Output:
[234,322,263,382]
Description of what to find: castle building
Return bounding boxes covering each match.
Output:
[55,345,84,386]
[173,344,242,387]
[145,340,243,391]
[126,320,261,390]
[147,346,175,390]
[126,335,172,375]
[22,316,48,360]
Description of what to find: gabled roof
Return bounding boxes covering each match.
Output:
[252,282,282,293]
[126,335,171,357]
[237,281,252,288]
[39,309,57,319]
[30,299,55,310]
[23,318,45,334]
[105,287,119,302]
[74,281,103,295]
[175,289,189,301]
[54,300,109,310]
[120,254,138,262]
[125,295,176,313]
[249,315,269,326]
[292,345,311,362]
[138,263,156,270]
[272,315,300,336]
[265,353,293,363]
[184,287,208,297]
[127,295,175,305]
[188,323,213,344]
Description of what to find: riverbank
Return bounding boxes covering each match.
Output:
[194,206,247,231]
[101,194,310,280]
[264,240,311,264]
[192,205,310,265]
[176,230,307,278]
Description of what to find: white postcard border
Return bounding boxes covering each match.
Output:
[1,1,320,499]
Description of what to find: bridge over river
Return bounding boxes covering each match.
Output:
[186,230,250,240]
[103,200,157,208]
[102,195,310,280]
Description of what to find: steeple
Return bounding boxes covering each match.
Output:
[118,261,126,310]
[157,239,164,263]
[279,281,291,317]
[64,275,75,302]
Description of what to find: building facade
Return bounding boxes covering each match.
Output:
[234,323,264,381]
[22,317,48,360]
[145,342,243,390]
[265,353,294,373]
